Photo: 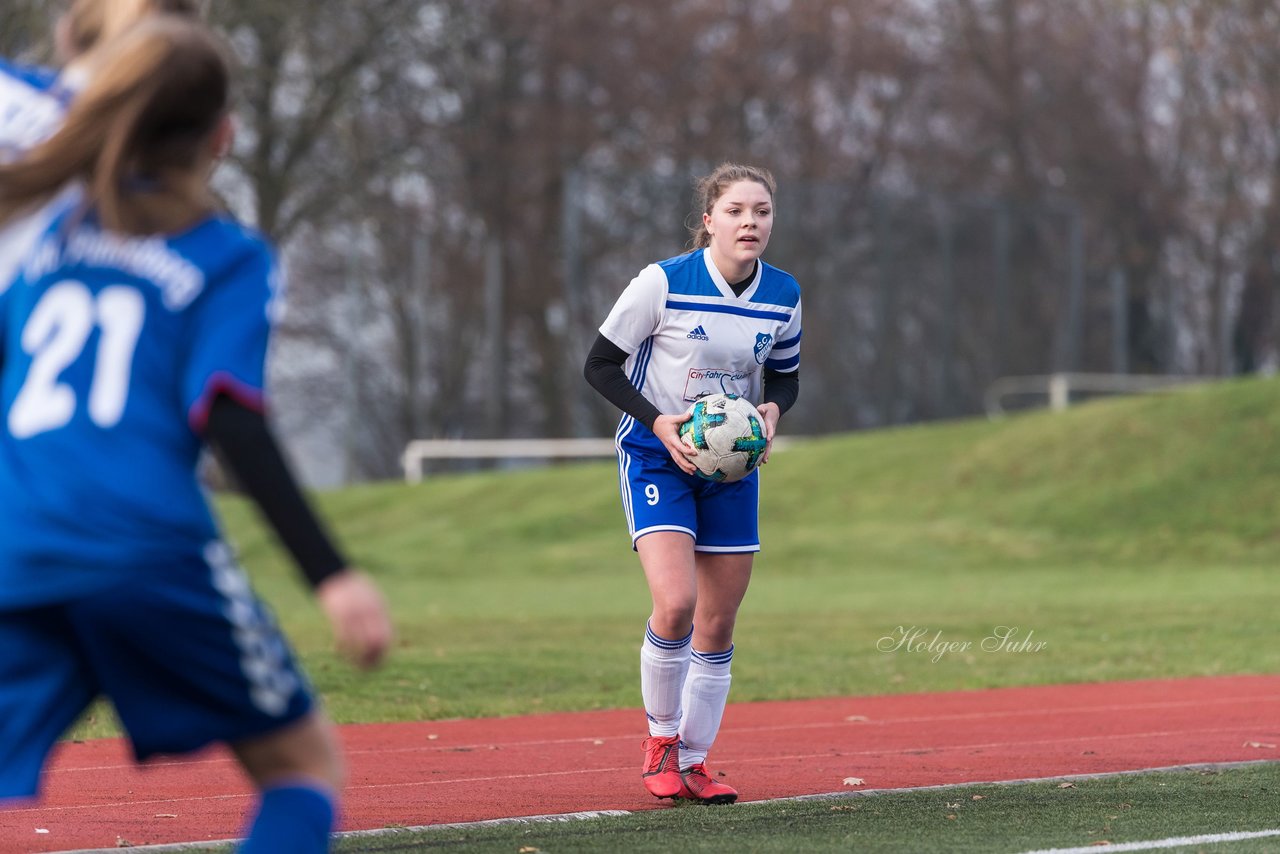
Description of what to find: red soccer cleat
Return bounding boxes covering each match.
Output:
[641,735,683,798]
[677,763,738,804]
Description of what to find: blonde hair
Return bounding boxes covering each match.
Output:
[688,162,777,250]
[0,16,229,234]
[61,0,200,58]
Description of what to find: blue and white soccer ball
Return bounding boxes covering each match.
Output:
[678,393,768,483]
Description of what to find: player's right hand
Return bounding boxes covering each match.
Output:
[653,411,698,475]
[316,569,393,669]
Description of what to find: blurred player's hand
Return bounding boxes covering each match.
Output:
[317,569,392,669]
[653,411,698,475]
[756,401,781,465]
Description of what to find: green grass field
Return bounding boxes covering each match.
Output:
[209,377,1280,725]
[184,764,1280,853]
[71,377,1280,851]
[330,763,1280,853]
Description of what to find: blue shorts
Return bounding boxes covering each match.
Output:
[0,541,313,801]
[617,430,760,552]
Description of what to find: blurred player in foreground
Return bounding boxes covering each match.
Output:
[0,16,392,853]
[584,163,802,804]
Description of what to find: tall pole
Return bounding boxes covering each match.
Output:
[1055,203,1085,374]
[484,233,506,438]
[1219,277,1233,377]
[409,224,430,439]
[993,203,1011,379]
[342,233,362,485]
[561,165,588,435]
[873,193,898,426]
[1110,267,1128,375]
[934,198,956,416]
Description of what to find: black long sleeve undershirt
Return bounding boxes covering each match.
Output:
[763,364,800,414]
[203,395,347,589]
[583,334,663,430]
[583,333,799,428]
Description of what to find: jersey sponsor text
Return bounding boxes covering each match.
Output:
[684,367,755,401]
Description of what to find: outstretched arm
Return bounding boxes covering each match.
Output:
[203,394,392,668]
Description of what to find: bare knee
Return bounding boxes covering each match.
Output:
[648,597,696,640]
[232,712,344,792]
[694,612,737,652]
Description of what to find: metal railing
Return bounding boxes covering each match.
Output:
[983,372,1205,418]
[401,438,617,483]
[401,436,797,483]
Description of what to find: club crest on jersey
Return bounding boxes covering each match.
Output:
[753,333,773,364]
[687,325,709,341]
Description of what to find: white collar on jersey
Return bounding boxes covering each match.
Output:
[701,248,762,302]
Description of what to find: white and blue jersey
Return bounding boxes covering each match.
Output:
[0,58,72,161]
[0,192,282,608]
[600,248,802,550]
[600,248,802,456]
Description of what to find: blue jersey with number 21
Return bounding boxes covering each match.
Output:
[0,193,282,608]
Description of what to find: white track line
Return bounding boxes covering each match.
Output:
[47,759,1280,854]
[12,724,1269,815]
[754,758,1280,801]
[1015,827,1280,853]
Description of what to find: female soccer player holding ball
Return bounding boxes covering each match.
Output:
[0,17,391,853]
[584,163,802,803]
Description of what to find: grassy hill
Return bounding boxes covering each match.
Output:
[210,377,1280,724]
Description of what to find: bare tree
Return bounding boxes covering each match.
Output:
[15,0,1280,481]
[211,0,423,241]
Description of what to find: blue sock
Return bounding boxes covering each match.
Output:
[239,782,336,854]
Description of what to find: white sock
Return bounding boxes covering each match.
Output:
[640,623,692,737]
[679,645,733,768]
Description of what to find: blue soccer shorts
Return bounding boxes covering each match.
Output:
[0,541,313,801]
[617,436,760,552]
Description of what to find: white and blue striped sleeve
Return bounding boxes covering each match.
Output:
[765,298,802,373]
[598,263,666,354]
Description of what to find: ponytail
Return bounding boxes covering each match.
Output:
[0,16,229,234]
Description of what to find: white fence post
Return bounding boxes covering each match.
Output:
[1048,373,1070,412]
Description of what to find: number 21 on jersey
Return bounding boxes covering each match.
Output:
[8,280,145,440]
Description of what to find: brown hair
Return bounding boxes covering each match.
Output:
[688,162,777,250]
[61,0,201,58]
[0,15,229,234]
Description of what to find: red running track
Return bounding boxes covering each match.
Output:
[3,675,1280,852]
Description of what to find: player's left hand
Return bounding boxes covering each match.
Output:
[756,401,781,465]
[317,569,394,669]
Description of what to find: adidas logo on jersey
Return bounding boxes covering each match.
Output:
[687,325,709,341]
